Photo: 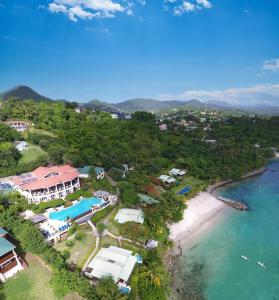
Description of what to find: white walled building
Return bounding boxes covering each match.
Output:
[10,165,80,204]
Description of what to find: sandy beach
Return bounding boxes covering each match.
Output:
[169,192,229,247]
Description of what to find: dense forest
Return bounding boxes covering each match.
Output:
[0,99,278,180]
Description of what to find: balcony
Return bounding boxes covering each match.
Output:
[0,258,17,274]
[0,252,14,266]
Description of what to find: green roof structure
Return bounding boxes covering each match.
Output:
[0,237,15,257]
[77,166,93,176]
[138,194,159,205]
[0,227,8,236]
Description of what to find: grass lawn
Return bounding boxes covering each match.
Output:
[100,235,119,248]
[3,254,56,300]
[54,229,96,269]
[120,241,141,253]
[19,144,46,164]
[28,127,57,138]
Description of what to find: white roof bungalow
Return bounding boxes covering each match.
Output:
[114,208,144,224]
[15,141,28,152]
[158,175,176,186]
[169,168,187,177]
[85,246,138,284]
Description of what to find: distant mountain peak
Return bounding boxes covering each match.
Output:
[0,85,52,101]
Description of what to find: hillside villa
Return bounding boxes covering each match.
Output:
[0,227,25,282]
[85,246,142,293]
[10,165,80,204]
[4,120,28,132]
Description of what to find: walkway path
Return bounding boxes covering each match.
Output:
[81,220,100,272]
[103,229,144,248]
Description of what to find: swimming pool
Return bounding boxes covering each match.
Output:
[49,197,103,221]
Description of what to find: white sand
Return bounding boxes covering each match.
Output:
[169,192,228,244]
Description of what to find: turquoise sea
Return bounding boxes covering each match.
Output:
[180,160,279,300]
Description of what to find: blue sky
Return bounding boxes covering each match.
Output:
[0,0,279,104]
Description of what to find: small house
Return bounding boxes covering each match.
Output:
[114,208,144,224]
[159,124,167,131]
[94,167,105,180]
[15,141,28,152]
[169,168,187,178]
[0,228,25,282]
[158,175,176,187]
[85,246,140,292]
[111,113,119,119]
[4,120,28,132]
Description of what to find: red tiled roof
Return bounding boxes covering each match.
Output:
[10,165,79,191]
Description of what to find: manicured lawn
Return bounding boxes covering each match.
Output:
[19,144,46,164]
[54,228,96,269]
[3,254,57,300]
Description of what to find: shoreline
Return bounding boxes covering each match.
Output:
[207,166,266,195]
[168,166,267,252]
[167,165,269,299]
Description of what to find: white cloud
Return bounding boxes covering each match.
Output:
[196,0,212,9]
[183,1,196,12]
[48,0,125,21]
[158,84,279,106]
[47,0,214,20]
[263,59,279,72]
[169,0,213,16]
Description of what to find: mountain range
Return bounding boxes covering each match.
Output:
[1,85,279,115]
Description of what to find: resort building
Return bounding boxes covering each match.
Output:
[114,208,144,224]
[4,120,28,132]
[169,168,187,178]
[78,166,105,180]
[10,165,80,204]
[0,228,25,282]
[158,175,176,187]
[85,246,141,292]
[15,141,28,152]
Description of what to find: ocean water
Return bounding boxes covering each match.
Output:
[181,160,279,300]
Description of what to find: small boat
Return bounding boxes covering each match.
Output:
[241,255,249,261]
[257,261,266,268]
